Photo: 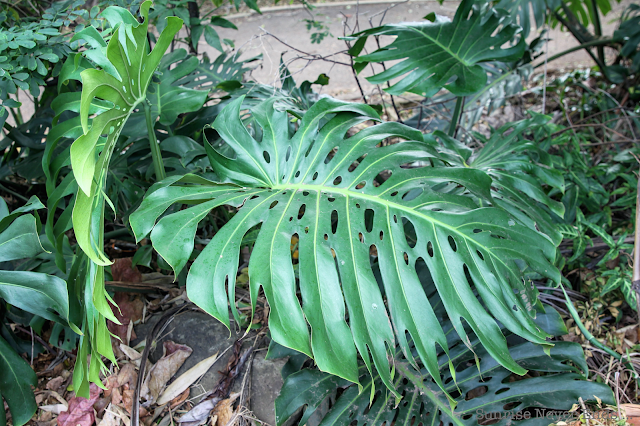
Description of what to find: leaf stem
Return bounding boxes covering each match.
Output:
[144,103,166,181]
[533,38,616,69]
[396,362,464,426]
[561,285,638,378]
[448,96,464,137]
[588,0,605,65]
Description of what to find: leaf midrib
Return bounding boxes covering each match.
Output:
[271,182,512,268]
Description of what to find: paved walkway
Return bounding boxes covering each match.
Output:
[204,0,633,100]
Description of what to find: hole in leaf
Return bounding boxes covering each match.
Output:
[304,226,309,234]
[379,231,384,240]
[328,197,335,202]
[303,191,309,196]
[448,236,457,252]
[333,176,342,185]
[295,171,300,178]
[312,172,318,180]
[348,154,367,172]
[263,151,270,163]
[403,252,409,265]
[427,242,434,257]
[356,203,361,208]
[473,228,482,234]
[324,146,338,164]
[390,191,398,196]
[512,305,518,311]
[495,388,509,395]
[477,250,484,261]
[298,204,306,220]
[269,201,278,209]
[331,210,338,234]
[286,146,291,161]
[358,232,364,243]
[403,218,417,248]
[393,215,398,223]
[355,181,366,189]
[373,169,392,187]
[365,209,374,233]
[324,234,328,240]
[465,386,488,400]
[402,188,423,201]
[503,402,521,411]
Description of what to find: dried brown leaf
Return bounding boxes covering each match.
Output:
[140,341,192,404]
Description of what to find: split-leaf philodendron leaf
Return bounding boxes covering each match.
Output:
[131,96,560,397]
[67,1,183,395]
[70,0,182,266]
[351,0,525,97]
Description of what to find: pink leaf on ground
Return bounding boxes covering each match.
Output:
[57,383,102,426]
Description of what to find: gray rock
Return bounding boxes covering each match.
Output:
[134,309,287,425]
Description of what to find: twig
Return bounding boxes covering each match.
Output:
[579,397,590,426]
[14,325,56,355]
[260,28,351,67]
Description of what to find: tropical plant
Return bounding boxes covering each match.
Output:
[275,304,614,426]
[131,94,562,397]
[349,0,525,99]
[0,196,78,426]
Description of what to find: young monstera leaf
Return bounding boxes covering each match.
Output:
[350,0,525,97]
[70,1,183,266]
[275,306,614,426]
[131,96,560,396]
[66,1,183,396]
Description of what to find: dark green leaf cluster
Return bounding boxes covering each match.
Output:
[275,305,614,426]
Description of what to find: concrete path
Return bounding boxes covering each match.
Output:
[203,0,633,100]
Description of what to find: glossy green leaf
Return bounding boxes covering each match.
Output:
[0,271,71,326]
[132,96,560,397]
[70,0,183,266]
[351,0,525,96]
[0,214,45,262]
[495,0,547,37]
[425,114,565,245]
[0,336,37,426]
[148,49,208,126]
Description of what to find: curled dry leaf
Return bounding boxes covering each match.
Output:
[108,292,144,347]
[46,376,65,391]
[140,341,193,405]
[99,403,122,426]
[119,344,142,361]
[39,404,68,414]
[156,351,220,406]
[170,388,191,410]
[111,258,143,283]
[212,393,239,426]
[57,383,101,426]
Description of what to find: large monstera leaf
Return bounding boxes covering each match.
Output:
[275,305,614,426]
[132,96,560,396]
[350,0,525,97]
[70,1,182,266]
